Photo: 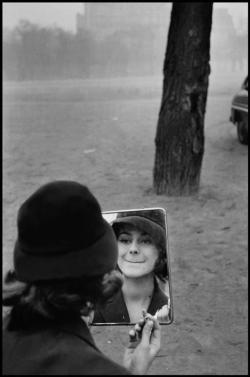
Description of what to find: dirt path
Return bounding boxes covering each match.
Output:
[3,74,248,374]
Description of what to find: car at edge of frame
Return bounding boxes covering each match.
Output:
[230,76,248,145]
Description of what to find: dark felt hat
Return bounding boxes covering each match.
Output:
[14,181,118,282]
[111,209,166,247]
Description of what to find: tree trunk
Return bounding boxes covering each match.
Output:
[153,3,213,195]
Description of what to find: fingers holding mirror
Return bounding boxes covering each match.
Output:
[154,302,171,322]
[123,310,161,375]
[92,208,173,326]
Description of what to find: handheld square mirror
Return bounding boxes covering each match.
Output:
[92,208,173,325]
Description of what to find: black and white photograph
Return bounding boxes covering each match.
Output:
[3,2,248,375]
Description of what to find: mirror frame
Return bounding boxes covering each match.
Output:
[91,207,174,326]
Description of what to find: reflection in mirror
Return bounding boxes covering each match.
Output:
[92,208,173,325]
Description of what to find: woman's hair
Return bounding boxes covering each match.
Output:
[3,269,123,330]
[153,241,169,283]
[114,223,168,282]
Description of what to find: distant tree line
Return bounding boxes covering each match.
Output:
[3,19,248,81]
[3,20,162,81]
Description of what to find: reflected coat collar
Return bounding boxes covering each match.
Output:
[94,279,168,323]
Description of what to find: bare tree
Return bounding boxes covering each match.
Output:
[153,3,213,195]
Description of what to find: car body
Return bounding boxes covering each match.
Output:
[230,76,248,144]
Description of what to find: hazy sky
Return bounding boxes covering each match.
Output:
[2,3,84,32]
[2,2,248,32]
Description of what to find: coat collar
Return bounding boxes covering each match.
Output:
[54,316,100,351]
[4,312,100,351]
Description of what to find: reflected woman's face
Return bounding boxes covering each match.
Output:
[117,227,159,279]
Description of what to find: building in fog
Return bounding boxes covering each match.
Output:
[76,3,171,75]
[211,7,236,43]
[76,4,247,76]
[76,3,171,40]
[211,8,248,73]
[235,14,248,36]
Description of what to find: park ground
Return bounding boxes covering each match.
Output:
[3,72,248,374]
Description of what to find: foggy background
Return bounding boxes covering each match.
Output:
[3,3,248,81]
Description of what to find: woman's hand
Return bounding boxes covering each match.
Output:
[123,310,161,375]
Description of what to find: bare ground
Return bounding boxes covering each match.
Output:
[3,73,248,375]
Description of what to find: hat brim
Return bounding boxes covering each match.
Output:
[112,216,166,246]
[14,220,118,282]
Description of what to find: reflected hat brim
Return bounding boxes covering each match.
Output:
[112,216,166,246]
[14,219,118,282]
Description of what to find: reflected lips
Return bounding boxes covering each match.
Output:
[124,259,145,263]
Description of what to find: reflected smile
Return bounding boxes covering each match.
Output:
[123,259,145,263]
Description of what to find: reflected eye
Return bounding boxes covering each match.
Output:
[141,238,152,245]
[118,236,131,244]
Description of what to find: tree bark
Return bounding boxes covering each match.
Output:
[153,3,213,195]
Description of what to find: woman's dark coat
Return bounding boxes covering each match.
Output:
[2,315,130,375]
